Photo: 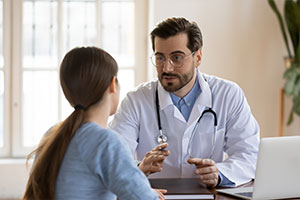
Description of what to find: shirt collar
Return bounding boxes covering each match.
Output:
[170,74,201,107]
[157,69,212,110]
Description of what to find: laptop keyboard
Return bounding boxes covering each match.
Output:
[236,192,253,198]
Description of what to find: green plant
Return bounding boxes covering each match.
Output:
[268,0,300,125]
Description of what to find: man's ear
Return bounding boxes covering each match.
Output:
[195,49,202,67]
[109,76,117,93]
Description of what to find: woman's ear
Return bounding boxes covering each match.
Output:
[109,76,117,93]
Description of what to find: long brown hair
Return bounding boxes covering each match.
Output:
[23,47,118,200]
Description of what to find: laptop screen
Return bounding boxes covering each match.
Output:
[217,136,300,200]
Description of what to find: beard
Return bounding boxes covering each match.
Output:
[158,67,195,93]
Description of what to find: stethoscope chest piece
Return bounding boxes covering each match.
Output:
[157,133,168,144]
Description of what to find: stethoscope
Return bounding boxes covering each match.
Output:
[155,86,218,158]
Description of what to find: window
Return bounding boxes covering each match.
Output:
[1,0,147,157]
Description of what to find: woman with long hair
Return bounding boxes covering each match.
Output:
[23,47,165,200]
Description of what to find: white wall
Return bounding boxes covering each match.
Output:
[148,0,300,138]
[0,159,28,199]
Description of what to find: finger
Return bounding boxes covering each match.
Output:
[195,166,218,175]
[140,154,167,175]
[158,192,165,200]
[156,189,167,194]
[145,151,152,157]
[201,179,218,188]
[158,194,165,200]
[152,161,163,169]
[153,143,168,151]
[150,149,170,156]
[199,173,219,181]
[154,190,164,200]
[146,151,168,157]
[187,157,202,165]
[201,159,215,166]
[149,164,163,173]
[146,150,170,160]
[148,154,167,163]
[144,153,166,162]
[154,189,167,200]
[189,158,216,168]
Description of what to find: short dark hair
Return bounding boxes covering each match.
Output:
[150,17,203,52]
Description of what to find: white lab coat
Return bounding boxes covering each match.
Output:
[109,70,260,186]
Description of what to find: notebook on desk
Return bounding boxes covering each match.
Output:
[149,178,214,199]
[217,135,300,200]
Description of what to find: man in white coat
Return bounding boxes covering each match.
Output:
[109,17,259,188]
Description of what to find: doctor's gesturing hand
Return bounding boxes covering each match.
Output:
[138,143,170,176]
[188,158,219,188]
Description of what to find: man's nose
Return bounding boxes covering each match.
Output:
[162,59,174,72]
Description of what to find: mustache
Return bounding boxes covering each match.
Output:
[161,72,180,78]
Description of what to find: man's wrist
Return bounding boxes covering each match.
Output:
[218,171,235,186]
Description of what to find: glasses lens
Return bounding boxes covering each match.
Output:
[151,54,165,67]
[170,54,185,67]
[151,52,193,68]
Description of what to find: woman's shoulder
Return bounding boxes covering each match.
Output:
[75,122,121,143]
[73,122,133,166]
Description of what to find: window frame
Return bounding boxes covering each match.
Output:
[11,0,25,157]
[0,0,12,157]
[0,0,148,158]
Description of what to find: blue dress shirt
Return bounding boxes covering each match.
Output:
[170,76,201,122]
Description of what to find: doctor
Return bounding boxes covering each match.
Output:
[110,17,259,188]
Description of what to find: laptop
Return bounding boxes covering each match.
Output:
[217,135,300,199]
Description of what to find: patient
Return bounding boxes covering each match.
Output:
[23,47,165,200]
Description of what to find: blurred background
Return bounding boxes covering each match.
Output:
[0,0,299,199]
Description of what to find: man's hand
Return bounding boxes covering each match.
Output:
[139,143,170,176]
[187,158,219,188]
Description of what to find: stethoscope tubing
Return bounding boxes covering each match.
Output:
[155,84,218,158]
[156,88,168,143]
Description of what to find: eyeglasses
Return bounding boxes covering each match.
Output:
[150,52,195,68]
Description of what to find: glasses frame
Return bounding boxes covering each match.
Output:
[150,51,195,68]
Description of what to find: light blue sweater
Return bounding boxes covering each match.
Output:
[55,122,158,200]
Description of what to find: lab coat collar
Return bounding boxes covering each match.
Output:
[157,69,212,110]
[157,81,173,110]
[186,70,212,128]
[196,69,212,108]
